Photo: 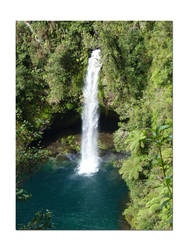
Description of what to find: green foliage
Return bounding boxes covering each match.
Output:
[113,21,172,230]
[16,188,32,201]
[44,43,84,106]
[60,135,80,153]
[16,21,172,230]
[16,147,49,185]
[16,120,43,148]
[18,209,54,230]
[146,125,172,197]
[98,139,108,150]
[95,21,151,114]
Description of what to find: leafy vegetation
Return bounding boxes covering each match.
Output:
[111,22,172,230]
[60,135,80,153]
[16,21,172,230]
[16,188,32,201]
[18,210,54,230]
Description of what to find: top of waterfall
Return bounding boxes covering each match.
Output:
[91,49,101,58]
[90,49,101,67]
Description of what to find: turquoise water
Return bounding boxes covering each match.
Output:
[16,160,129,230]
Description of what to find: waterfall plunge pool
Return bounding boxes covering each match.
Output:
[16,159,129,230]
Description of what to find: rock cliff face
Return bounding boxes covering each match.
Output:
[39,107,119,149]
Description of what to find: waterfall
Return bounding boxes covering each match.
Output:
[78,49,102,175]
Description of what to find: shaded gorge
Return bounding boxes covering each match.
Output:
[37,107,120,149]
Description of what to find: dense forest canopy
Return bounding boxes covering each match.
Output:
[16,21,172,230]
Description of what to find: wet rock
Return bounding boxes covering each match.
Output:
[56,153,68,161]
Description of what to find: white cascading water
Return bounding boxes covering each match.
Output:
[78,49,102,175]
